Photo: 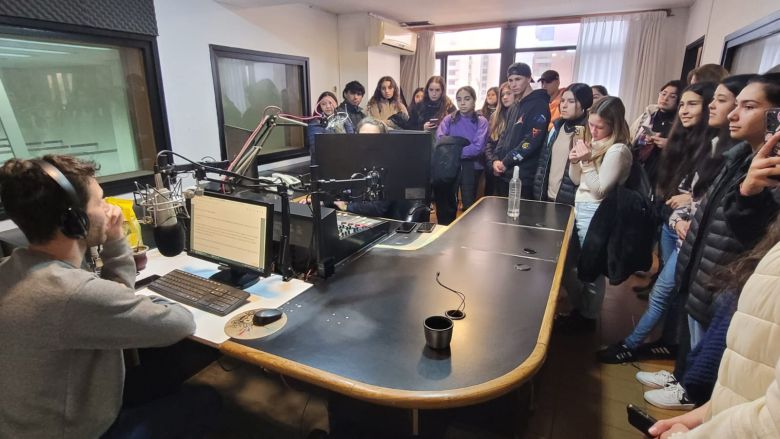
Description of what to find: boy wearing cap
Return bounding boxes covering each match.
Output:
[484,62,551,198]
[539,70,566,130]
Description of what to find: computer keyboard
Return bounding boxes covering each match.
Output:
[147,269,250,316]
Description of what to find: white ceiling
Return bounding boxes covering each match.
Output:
[216,0,694,26]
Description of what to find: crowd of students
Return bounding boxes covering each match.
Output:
[309,62,780,437]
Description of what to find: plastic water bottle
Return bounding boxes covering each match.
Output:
[507,166,521,219]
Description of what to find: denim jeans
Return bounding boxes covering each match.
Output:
[659,222,678,266]
[567,201,606,320]
[623,248,679,349]
[688,315,705,350]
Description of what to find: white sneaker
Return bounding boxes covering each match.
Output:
[644,383,695,410]
[636,369,677,389]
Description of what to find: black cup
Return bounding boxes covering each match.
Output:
[424,315,453,350]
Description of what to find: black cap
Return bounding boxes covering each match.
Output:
[507,62,534,82]
[538,70,560,83]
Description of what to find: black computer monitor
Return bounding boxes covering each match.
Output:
[312,133,432,201]
[188,192,273,288]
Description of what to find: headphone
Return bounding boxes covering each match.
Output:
[33,159,90,239]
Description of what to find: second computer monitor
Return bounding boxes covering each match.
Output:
[312,133,432,202]
[189,192,273,288]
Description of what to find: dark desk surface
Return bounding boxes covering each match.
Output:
[221,197,574,408]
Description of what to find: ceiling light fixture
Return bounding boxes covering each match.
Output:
[0,38,111,51]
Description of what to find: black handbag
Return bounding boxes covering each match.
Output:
[431,136,470,185]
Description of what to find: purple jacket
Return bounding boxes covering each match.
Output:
[436,112,489,170]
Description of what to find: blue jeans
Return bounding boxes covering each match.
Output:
[688,315,705,350]
[659,222,678,266]
[624,248,679,349]
[567,201,606,320]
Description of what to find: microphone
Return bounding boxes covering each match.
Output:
[135,166,187,257]
[436,272,466,320]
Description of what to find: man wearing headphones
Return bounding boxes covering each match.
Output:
[0,155,217,438]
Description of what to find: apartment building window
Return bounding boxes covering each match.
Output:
[435,28,501,104]
[515,23,579,87]
[435,23,579,105]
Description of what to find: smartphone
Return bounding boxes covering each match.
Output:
[641,125,657,137]
[574,125,585,142]
[416,222,436,233]
[767,108,780,136]
[627,404,656,437]
[428,118,439,125]
[396,222,417,233]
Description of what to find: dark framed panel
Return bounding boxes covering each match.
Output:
[209,45,310,165]
[721,9,780,72]
[681,36,705,82]
[0,16,170,219]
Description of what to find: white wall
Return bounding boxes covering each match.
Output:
[685,0,780,64]
[154,0,339,161]
[658,8,689,84]
[337,13,401,103]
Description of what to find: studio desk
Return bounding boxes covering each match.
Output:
[212,196,574,410]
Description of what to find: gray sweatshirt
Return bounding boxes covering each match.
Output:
[0,238,196,438]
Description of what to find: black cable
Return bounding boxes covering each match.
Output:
[436,272,466,314]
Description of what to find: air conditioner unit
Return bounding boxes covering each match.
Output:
[369,15,417,55]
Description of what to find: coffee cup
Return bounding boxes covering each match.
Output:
[133,245,149,272]
[424,315,453,350]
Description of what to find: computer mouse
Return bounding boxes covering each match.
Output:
[253,308,283,326]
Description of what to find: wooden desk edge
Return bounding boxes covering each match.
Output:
[220,204,575,410]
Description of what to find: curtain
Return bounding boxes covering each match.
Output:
[400,31,435,104]
[621,11,667,121]
[574,11,666,121]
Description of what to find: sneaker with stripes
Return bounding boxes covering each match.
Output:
[635,369,678,389]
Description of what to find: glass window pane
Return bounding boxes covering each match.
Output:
[515,23,580,49]
[0,34,157,177]
[435,28,501,52]
[515,50,577,86]
[730,32,780,74]
[435,58,441,77]
[215,56,305,160]
[444,53,501,105]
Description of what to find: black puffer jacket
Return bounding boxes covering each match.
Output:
[336,101,367,130]
[677,141,780,326]
[532,115,586,205]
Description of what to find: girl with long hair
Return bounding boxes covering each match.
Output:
[434,86,489,223]
[307,91,354,149]
[556,96,633,332]
[480,86,499,121]
[484,82,514,196]
[366,76,408,129]
[407,76,455,131]
[598,82,717,364]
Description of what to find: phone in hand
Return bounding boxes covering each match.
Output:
[766,108,780,136]
[641,125,657,137]
[396,222,417,233]
[627,404,656,437]
[428,118,439,126]
[574,125,585,143]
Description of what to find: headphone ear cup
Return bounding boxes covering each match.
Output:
[60,208,89,239]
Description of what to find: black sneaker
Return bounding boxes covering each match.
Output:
[636,341,678,360]
[597,342,636,364]
[554,310,597,334]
